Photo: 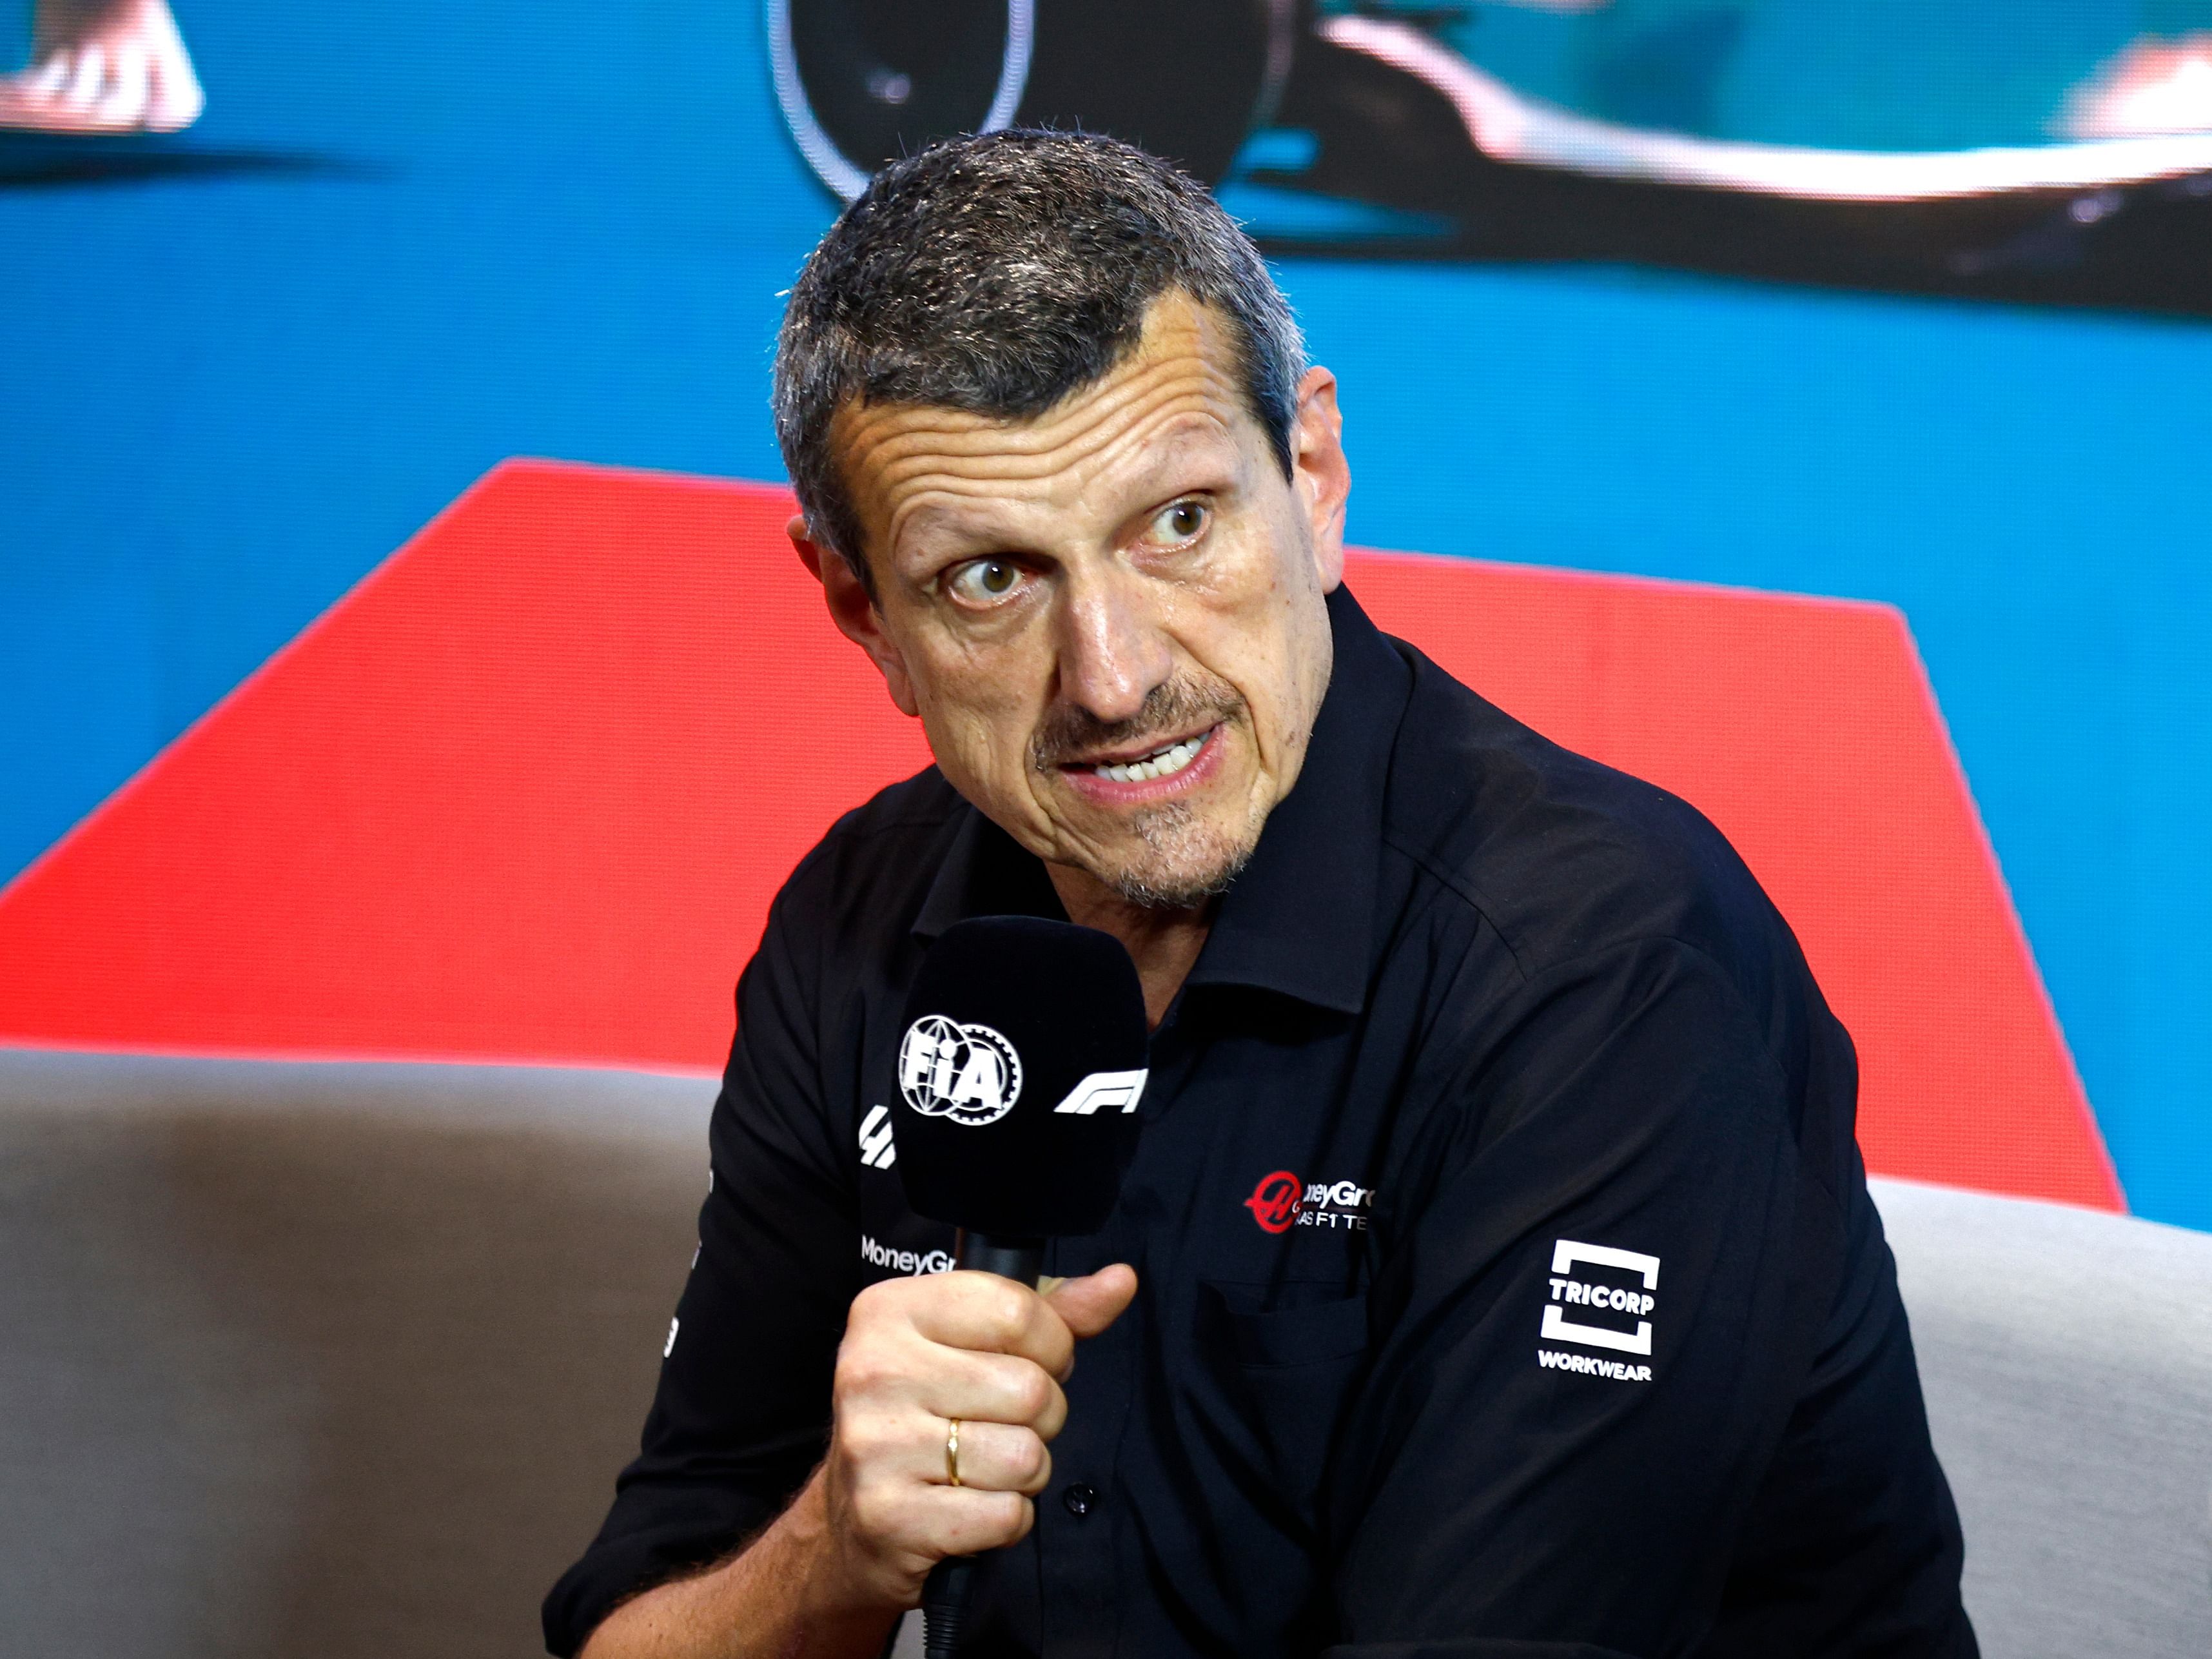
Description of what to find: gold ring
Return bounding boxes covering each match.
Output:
[946,1418,963,1487]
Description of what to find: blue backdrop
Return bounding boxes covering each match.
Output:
[4,0,2206,1226]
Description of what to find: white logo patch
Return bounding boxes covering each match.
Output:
[858,1103,898,1169]
[898,1016,1024,1126]
[1298,1179,1375,1230]
[861,1233,954,1276]
[1052,1068,1150,1116]
[1538,1239,1661,1380]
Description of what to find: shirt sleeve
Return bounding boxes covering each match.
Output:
[542,887,861,1658]
[1324,936,1843,1658]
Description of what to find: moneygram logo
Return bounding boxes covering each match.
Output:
[1244,1170,1375,1234]
[861,1233,954,1276]
[898,1014,1024,1127]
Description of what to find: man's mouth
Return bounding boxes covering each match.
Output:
[1079,729,1211,785]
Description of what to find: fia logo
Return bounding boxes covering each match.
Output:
[899,1014,1024,1127]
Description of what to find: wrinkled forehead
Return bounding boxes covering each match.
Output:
[826,295,1264,552]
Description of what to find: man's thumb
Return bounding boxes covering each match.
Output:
[1045,1263,1139,1341]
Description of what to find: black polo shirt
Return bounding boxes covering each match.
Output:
[545,585,1975,1659]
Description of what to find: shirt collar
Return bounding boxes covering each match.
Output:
[912,584,1409,1014]
[912,805,1066,941]
[1179,585,1405,1014]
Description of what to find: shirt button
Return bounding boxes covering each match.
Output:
[1062,1482,1098,1518]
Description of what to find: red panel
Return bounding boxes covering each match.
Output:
[1351,550,2117,1211]
[0,462,934,1073]
[0,460,2119,1209]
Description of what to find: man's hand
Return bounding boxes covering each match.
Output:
[821,1265,1140,1605]
[580,1264,1137,1659]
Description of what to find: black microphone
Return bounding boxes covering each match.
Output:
[890,916,1150,1659]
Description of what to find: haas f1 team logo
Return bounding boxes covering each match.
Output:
[899,1016,1024,1127]
[1244,1170,1306,1233]
[1244,1170,1374,1233]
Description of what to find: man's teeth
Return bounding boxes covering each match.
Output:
[1093,732,1206,785]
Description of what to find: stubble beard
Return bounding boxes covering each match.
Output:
[1032,674,1266,911]
[1106,796,1262,909]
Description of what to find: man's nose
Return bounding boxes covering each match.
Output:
[1055,568,1174,727]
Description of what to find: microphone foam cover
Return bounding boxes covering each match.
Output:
[892,916,1150,1238]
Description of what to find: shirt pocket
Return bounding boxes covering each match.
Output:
[1198,1281,1373,1518]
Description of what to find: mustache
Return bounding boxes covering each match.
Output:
[1030,675,1245,771]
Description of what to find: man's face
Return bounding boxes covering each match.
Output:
[799,294,1350,909]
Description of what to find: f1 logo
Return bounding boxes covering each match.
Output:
[1052,1068,1149,1115]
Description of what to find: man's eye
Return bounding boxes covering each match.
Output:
[1150,500,1208,544]
[946,558,1024,605]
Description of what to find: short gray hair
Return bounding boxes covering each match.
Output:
[772,128,1306,592]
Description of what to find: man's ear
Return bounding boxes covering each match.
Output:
[1290,366,1349,594]
[788,515,921,717]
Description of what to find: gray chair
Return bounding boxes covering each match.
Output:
[0,1051,709,1659]
[1871,1175,2212,1656]
[2,1050,2206,1656]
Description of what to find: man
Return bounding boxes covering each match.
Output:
[545,130,1973,1658]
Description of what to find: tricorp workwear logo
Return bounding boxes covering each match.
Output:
[899,1014,1024,1127]
[1536,1238,1661,1384]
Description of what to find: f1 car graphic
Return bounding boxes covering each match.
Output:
[768,0,2212,314]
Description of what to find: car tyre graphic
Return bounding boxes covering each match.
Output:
[768,0,1300,200]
